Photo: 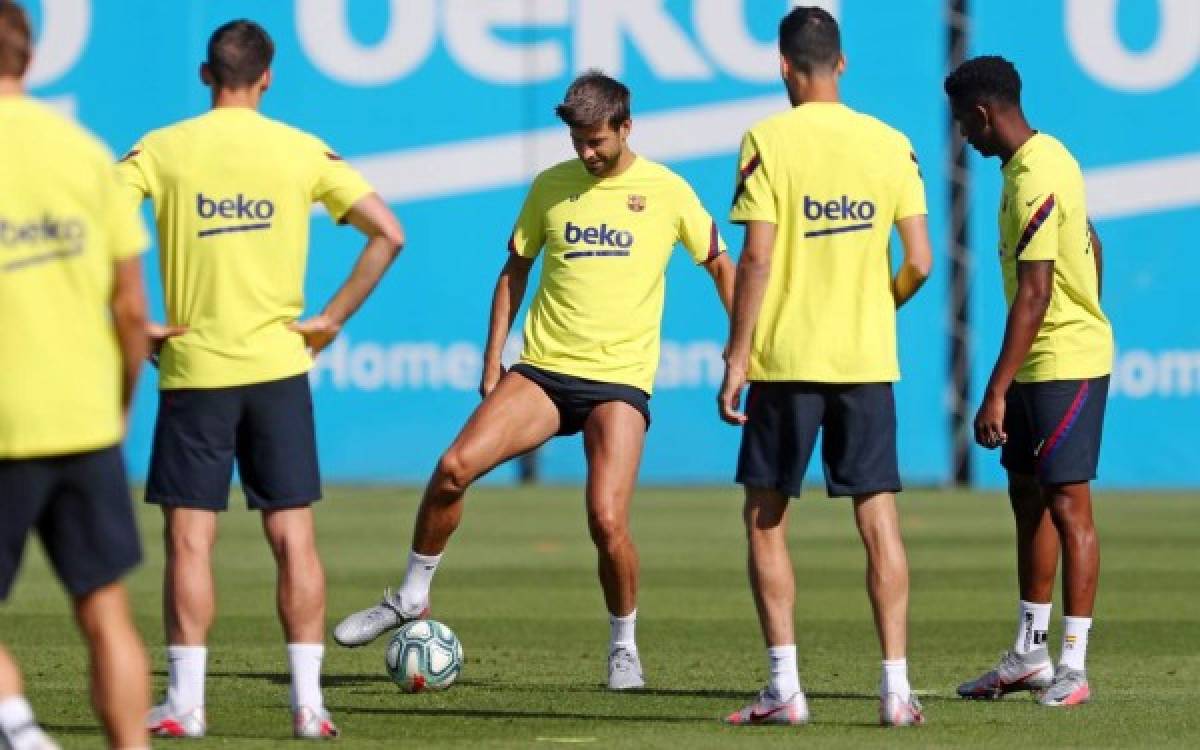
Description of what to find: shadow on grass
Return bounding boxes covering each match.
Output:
[339,705,705,724]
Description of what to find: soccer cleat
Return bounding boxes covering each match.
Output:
[0,723,61,750]
[606,646,645,690]
[293,706,340,739]
[723,687,809,726]
[146,702,206,738]
[880,692,926,726]
[1037,666,1090,707]
[333,588,428,648]
[956,648,1054,699]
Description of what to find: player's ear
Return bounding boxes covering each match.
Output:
[778,53,791,81]
[835,53,846,75]
[259,68,272,93]
[617,118,631,140]
[199,62,213,87]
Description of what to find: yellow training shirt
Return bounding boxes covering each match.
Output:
[0,96,148,458]
[731,102,926,383]
[118,107,373,389]
[999,133,1112,382]
[509,156,726,393]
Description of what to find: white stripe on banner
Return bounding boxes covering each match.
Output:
[341,95,1200,221]
[1085,152,1200,220]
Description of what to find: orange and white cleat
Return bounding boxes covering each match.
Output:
[146,703,206,738]
[957,649,1054,699]
[880,692,926,726]
[723,688,809,726]
[1037,666,1091,707]
[293,705,340,739]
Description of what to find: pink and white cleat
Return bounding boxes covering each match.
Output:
[957,648,1054,699]
[880,692,926,726]
[1037,666,1091,707]
[723,688,809,726]
[294,705,340,739]
[146,703,206,738]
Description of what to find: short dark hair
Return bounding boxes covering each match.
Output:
[0,0,31,78]
[944,55,1022,106]
[206,19,274,88]
[779,6,841,74]
[554,71,631,130]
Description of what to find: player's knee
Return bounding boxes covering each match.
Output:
[587,508,628,549]
[434,451,476,495]
[165,523,214,562]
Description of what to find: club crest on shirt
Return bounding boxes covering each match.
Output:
[627,194,646,212]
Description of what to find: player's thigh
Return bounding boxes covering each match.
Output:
[582,400,647,518]
[820,383,901,498]
[235,374,321,511]
[146,385,240,509]
[736,383,824,498]
[37,446,142,598]
[0,457,56,601]
[443,369,560,478]
[1001,384,1038,477]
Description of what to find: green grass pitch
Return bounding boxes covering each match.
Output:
[6,486,1199,747]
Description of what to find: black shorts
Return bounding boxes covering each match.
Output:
[145,373,321,511]
[1001,375,1108,485]
[736,382,901,498]
[0,445,142,600]
[510,364,651,437]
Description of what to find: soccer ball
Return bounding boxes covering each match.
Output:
[384,620,463,692]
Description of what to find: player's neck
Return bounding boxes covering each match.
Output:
[785,77,840,107]
[210,87,262,111]
[0,77,24,97]
[997,119,1037,164]
[598,149,638,179]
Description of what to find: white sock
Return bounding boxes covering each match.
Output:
[165,645,206,711]
[881,658,912,700]
[397,550,441,607]
[0,695,36,733]
[767,645,800,700]
[287,643,325,711]
[609,609,637,650]
[1014,600,1053,655]
[1059,616,1092,671]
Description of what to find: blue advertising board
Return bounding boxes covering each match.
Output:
[20,1,1197,487]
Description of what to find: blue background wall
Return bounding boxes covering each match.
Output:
[22,1,1198,487]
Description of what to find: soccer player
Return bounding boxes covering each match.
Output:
[946,56,1111,708]
[118,20,404,738]
[0,2,152,748]
[717,7,933,727]
[334,71,734,690]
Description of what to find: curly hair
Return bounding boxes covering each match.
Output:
[944,55,1022,106]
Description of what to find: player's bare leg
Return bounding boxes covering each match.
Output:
[262,507,325,643]
[412,370,561,554]
[0,645,18,699]
[74,582,150,750]
[724,487,809,724]
[853,492,909,660]
[743,487,794,648]
[582,401,646,689]
[1010,473,1058,603]
[163,508,218,646]
[854,492,924,725]
[335,370,559,648]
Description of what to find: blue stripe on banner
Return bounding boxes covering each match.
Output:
[197,222,273,238]
[804,222,873,238]
[564,250,631,259]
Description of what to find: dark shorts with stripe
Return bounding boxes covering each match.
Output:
[0,445,142,600]
[510,364,651,436]
[1001,375,1109,485]
[736,382,901,498]
[145,373,322,511]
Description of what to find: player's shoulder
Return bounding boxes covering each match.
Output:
[842,107,915,153]
[631,156,695,193]
[529,157,591,193]
[1011,134,1083,192]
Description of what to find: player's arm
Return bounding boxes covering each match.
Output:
[703,251,735,316]
[110,256,149,422]
[290,193,405,354]
[719,220,776,425]
[1088,219,1103,300]
[892,215,933,307]
[975,260,1054,448]
[480,253,535,398]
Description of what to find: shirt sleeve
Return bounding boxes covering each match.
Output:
[311,139,374,222]
[105,155,149,261]
[729,130,775,224]
[507,179,545,259]
[673,177,725,264]
[895,138,927,221]
[115,141,154,209]
[1012,177,1060,263]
